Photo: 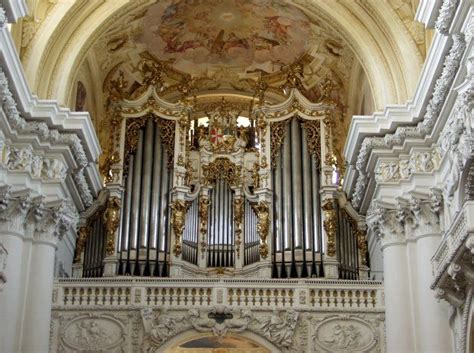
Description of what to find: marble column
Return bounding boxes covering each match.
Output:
[20,201,78,353]
[409,194,452,353]
[367,202,416,353]
[0,189,31,353]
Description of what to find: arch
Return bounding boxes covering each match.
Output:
[157,331,280,353]
[18,0,423,110]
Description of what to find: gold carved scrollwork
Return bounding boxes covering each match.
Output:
[343,209,368,267]
[124,117,147,169]
[322,200,337,257]
[74,207,106,263]
[251,201,270,258]
[270,119,290,168]
[157,118,176,168]
[74,226,88,263]
[300,119,322,160]
[323,118,336,167]
[103,197,121,256]
[356,229,368,266]
[100,151,121,185]
[171,199,191,257]
[108,71,129,102]
[123,116,176,173]
[198,197,210,256]
[233,198,244,258]
[202,158,242,187]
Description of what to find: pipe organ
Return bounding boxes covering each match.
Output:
[76,86,369,280]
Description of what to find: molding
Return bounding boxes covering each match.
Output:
[0,18,103,208]
[416,0,444,27]
[348,33,466,211]
[0,0,27,24]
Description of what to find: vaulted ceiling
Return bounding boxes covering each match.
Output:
[13,0,429,160]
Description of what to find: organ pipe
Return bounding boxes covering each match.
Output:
[130,130,144,250]
[140,120,154,248]
[290,118,303,249]
[150,125,163,249]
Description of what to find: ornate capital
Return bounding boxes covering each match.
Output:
[29,199,78,244]
[367,191,443,247]
[366,201,406,247]
[0,186,32,235]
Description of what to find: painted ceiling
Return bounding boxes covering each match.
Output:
[141,0,312,76]
[96,0,353,94]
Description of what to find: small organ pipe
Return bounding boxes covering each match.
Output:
[150,123,163,249]
[282,123,292,250]
[302,128,313,250]
[158,150,169,252]
[130,130,144,250]
[290,118,303,249]
[274,155,283,252]
[140,119,154,248]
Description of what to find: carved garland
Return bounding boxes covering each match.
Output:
[251,201,270,258]
[322,200,337,257]
[198,197,210,257]
[233,198,244,258]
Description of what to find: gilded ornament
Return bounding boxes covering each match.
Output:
[270,119,290,168]
[202,158,242,187]
[251,201,270,258]
[108,71,128,102]
[156,118,176,168]
[103,197,121,256]
[74,226,88,263]
[300,119,321,159]
[198,197,210,256]
[233,198,244,258]
[322,200,337,257]
[171,199,191,257]
[356,229,368,266]
[100,152,121,185]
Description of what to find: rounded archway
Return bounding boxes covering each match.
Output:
[158,331,280,353]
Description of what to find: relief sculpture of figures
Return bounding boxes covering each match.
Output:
[256,309,299,348]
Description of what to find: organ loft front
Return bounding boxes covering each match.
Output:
[75,59,368,281]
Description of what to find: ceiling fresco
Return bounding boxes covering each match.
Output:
[140,0,312,76]
[95,0,354,99]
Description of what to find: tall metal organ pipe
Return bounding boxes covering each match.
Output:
[272,118,324,278]
[139,119,154,249]
[117,120,172,277]
[129,130,144,250]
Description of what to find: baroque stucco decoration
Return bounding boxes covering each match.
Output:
[351,33,466,210]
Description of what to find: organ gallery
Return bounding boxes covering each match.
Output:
[0,1,472,352]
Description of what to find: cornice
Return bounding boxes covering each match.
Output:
[345,28,469,212]
[0,14,102,209]
[0,0,27,24]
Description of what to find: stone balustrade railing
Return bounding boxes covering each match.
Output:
[53,277,384,312]
[432,201,474,283]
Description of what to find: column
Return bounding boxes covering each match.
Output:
[20,201,78,353]
[0,190,31,353]
[410,194,452,353]
[368,202,416,353]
